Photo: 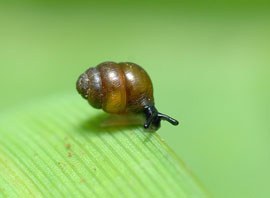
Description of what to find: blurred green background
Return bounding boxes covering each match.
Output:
[1,1,270,197]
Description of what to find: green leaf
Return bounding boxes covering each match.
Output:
[0,94,208,197]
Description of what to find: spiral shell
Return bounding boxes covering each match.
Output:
[76,61,154,114]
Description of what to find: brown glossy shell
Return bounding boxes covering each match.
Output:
[76,62,154,114]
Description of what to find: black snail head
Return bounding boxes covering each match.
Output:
[76,61,179,131]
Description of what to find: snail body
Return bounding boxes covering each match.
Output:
[76,61,178,130]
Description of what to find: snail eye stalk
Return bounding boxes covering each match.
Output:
[143,106,179,131]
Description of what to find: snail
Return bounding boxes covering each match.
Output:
[76,61,179,131]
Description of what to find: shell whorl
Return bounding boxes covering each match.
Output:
[76,61,154,114]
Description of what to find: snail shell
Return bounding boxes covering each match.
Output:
[76,61,154,114]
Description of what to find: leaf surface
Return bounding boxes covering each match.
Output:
[0,94,208,197]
